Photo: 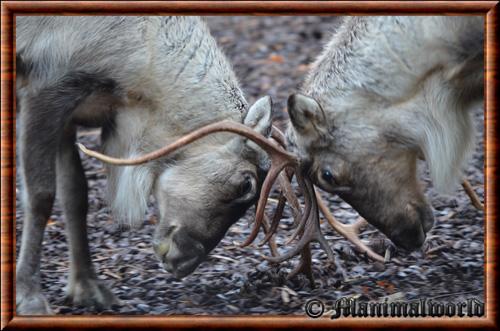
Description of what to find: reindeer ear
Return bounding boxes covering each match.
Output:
[240,96,273,169]
[287,93,327,135]
[243,96,273,137]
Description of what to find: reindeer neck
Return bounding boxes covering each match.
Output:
[149,16,247,136]
[106,17,247,161]
[304,16,479,114]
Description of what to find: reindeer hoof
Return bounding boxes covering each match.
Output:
[17,292,54,315]
[66,278,119,310]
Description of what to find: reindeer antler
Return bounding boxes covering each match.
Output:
[78,119,380,282]
[78,120,384,280]
[77,120,292,166]
[261,169,336,262]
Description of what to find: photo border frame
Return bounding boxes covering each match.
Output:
[1,1,497,329]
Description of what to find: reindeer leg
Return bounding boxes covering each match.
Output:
[16,95,64,315]
[16,72,116,315]
[462,179,484,211]
[16,83,90,314]
[56,126,117,310]
[316,191,385,262]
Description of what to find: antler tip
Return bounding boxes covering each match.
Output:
[76,142,88,153]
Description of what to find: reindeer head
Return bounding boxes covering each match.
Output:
[151,97,274,278]
[286,93,437,251]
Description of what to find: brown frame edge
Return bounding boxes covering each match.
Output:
[1,1,498,330]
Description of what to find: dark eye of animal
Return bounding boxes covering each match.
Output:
[239,176,253,196]
[322,169,335,184]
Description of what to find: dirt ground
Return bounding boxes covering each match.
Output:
[15,16,485,316]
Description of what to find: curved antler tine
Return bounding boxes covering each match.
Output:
[278,169,301,226]
[78,120,296,166]
[316,189,385,262]
[285,172,312,244]
[263,228,315,264]
[258,170,299,246]
[264,171,335,264]
[315,227,336,261]
[286,245,315,285]
[254,126,298,247]
[258,190,287,247]
[270,125,287,149]
[462,179,484,211]
[260,214,279,257]
[285,208,310,245]
[264,217,335,264]
[302,175,336,262]
[263,211,322,264]
[240,162,287,247]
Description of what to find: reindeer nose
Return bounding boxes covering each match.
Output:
[390,225,426,251]
[153,239,171,257]
[388,210,431,251]
[153,225,177,256]
[390,202,435,251]
[162,240,205,279]
[156,226,206,279]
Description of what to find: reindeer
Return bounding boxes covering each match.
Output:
[16,16,280,315]
[286,16,484,252]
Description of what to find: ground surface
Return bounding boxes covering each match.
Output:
[15,16,485,316]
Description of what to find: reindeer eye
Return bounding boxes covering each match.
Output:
[238,174,254,198]
[239,176,253,196]
[318,168,351,195]
[233,173,257,204]
[321,169,335,184]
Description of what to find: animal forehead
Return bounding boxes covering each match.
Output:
[182,149,258,176]
[308,148,344,171]
[308,138,384,169]
[159,161,249,198]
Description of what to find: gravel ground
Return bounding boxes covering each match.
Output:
[15,16,485,316]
